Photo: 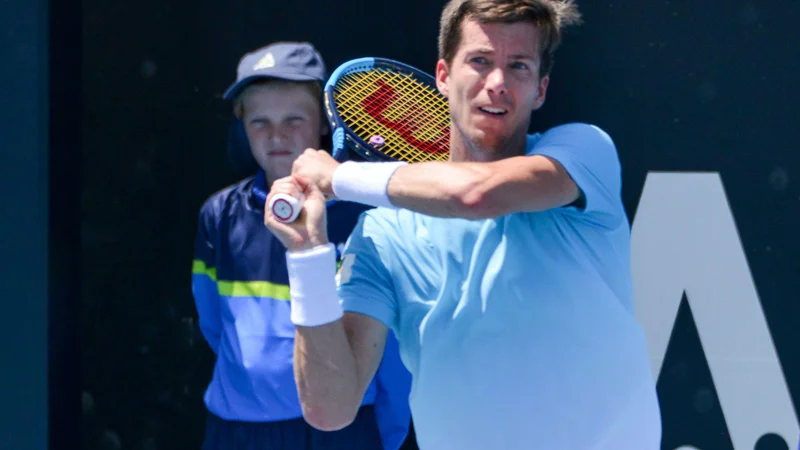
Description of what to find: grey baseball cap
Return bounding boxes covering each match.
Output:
[223,41,327,100]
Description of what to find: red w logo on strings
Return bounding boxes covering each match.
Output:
[361,80,449,155]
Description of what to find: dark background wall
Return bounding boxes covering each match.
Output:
[19,0,792,448]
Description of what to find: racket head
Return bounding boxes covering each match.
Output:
[324,57,451,164]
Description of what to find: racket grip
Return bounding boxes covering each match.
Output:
[269,193,305,223]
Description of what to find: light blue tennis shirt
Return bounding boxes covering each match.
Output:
[338,123,662,449]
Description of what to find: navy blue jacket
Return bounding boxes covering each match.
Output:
[192,170,412,449]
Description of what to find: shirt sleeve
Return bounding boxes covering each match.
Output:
[529,123,624,229]
[191,202,223,354]
[338,211,398,330]
[372,331,413,450]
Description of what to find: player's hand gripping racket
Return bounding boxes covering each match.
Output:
[269,57,451,223]
[270,192,306,223]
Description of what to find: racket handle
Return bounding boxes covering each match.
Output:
[269,193,305,223]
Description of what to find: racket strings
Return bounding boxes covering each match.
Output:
[387,75,447,147]
[357,74,449,161]
[334,68,450,163]
[367,71,450,149]
[368,72,443,139]
[397,74,449,143]
[337,71,439,156]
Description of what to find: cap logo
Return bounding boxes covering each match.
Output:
[253,52,275,70]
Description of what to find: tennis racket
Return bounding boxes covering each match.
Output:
[270,57,451,223]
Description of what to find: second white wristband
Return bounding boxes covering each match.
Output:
[331,161,407,208]
[286,243,343,327]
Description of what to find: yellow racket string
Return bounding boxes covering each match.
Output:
[334,68,451,163]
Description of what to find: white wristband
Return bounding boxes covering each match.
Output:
[332,161,408,208]
[286,243,343,327]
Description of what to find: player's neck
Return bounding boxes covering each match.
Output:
[448,129,527,163]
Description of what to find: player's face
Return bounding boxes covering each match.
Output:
[241,83,327,184]
[436,19,548,159]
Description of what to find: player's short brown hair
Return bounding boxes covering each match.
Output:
[438,0,582,77]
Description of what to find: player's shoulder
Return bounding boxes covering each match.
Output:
[342,207,425,276]
[535,122,615,146]
[540,122,612,138]
[357,207,400,237]
[362,206,419,229]
[198,176,255,224]
[527,122,617,157]
[349,207,420,249]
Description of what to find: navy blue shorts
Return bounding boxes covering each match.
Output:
[201,405,383,450]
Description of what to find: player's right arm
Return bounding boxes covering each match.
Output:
[265,175,398,431]
[293,313,389,431]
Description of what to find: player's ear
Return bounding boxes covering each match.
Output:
[532,75,549,111]
[435,59,450,98]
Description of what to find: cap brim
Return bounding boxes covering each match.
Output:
[223,72,322,100]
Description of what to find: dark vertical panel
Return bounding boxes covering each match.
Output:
[0,0,50,448]
[50,0,83,445]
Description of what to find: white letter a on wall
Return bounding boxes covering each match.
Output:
[630,172,798,449]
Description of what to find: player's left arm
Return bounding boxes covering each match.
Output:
[386,154,578,219]
[387,123,620,222]
[294,124,620,223]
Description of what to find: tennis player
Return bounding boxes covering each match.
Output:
[192,41,411,450]
[265,2,662,449]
